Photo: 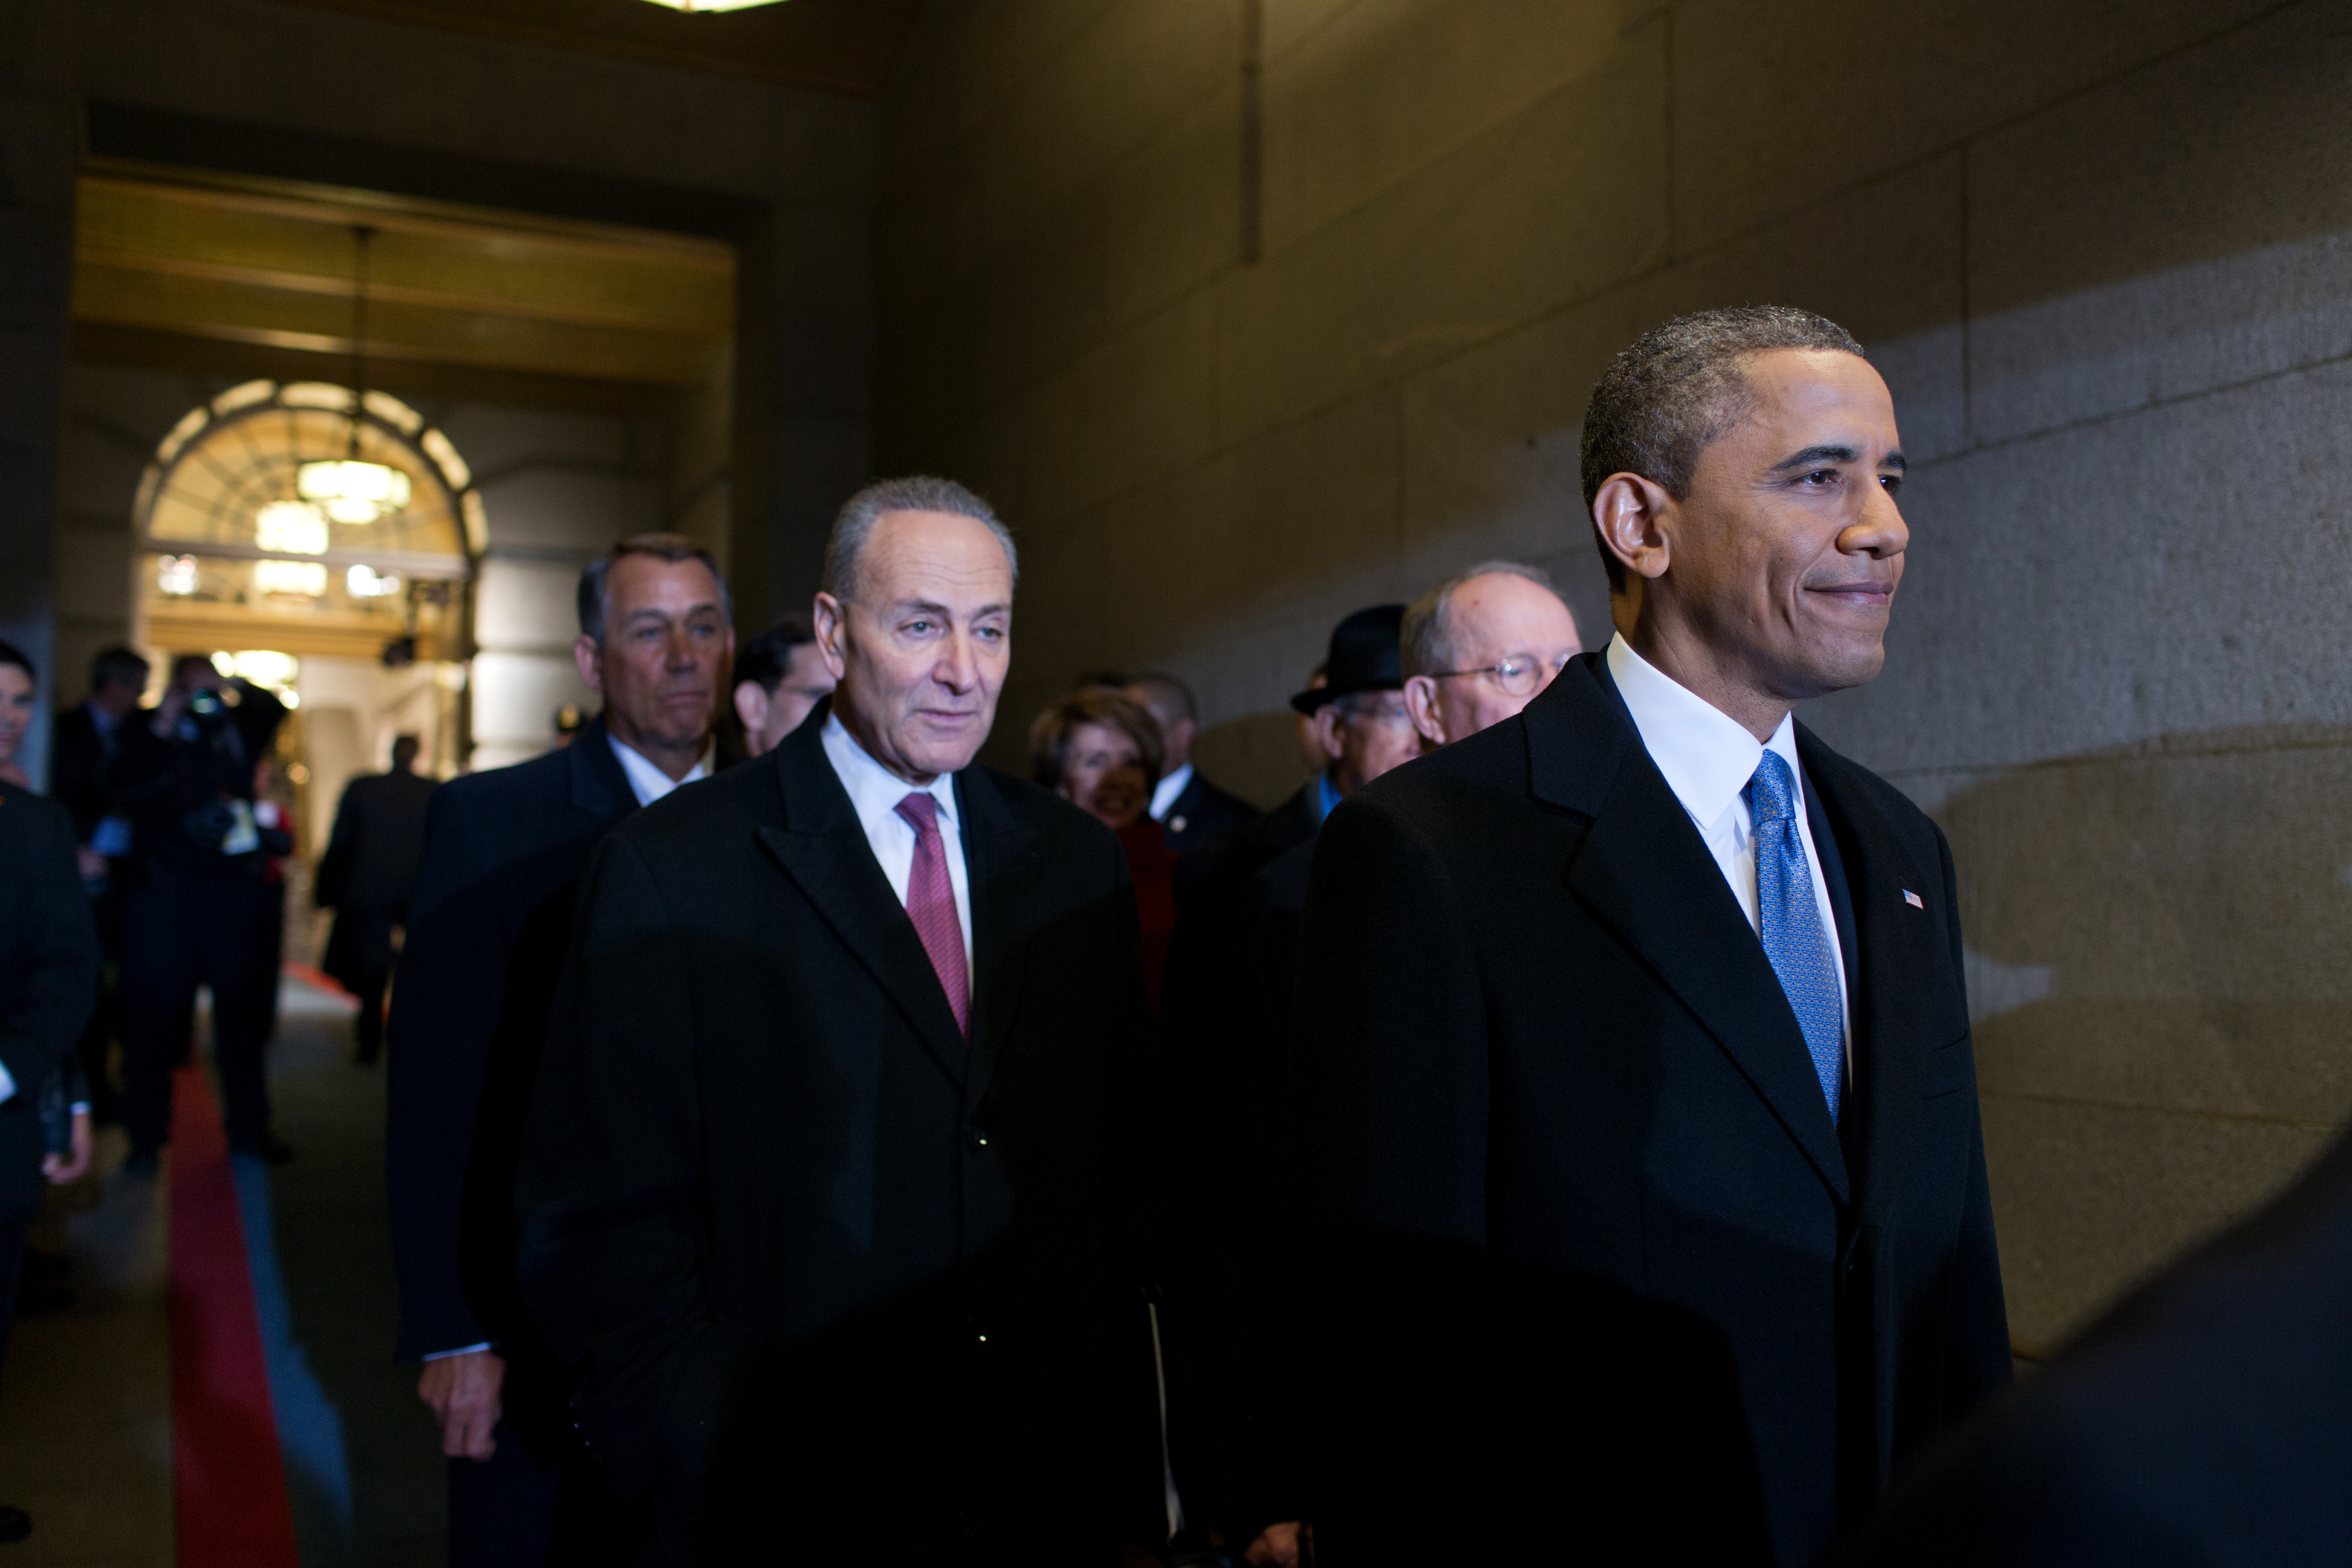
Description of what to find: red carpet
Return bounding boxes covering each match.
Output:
[168,1062,301,1568]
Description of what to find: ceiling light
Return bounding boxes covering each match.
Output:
[253,559,330,598]
[640,0,787,10]
[256,500,330,554]
[158,555,199,596]
[297,459,411,524]
[347,564,404,598]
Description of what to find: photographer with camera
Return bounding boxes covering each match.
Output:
[104,653,291,1176]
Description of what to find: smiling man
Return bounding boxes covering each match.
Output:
[1287,308,2010,1566]
[517,478,1153,1565]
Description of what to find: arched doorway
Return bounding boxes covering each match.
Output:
[134,378,481,857]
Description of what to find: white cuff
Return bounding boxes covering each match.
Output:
[422,1342,493,1360]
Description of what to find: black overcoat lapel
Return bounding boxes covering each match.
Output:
[756,724,969,1087]
[567,716,638,827]
[953,766,1040,1112]
[1528,657,1851,1205]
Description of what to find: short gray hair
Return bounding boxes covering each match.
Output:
[1124,671,1197,727]
[1401,560,1561,679]
[577,533,730,645]
[1579,306,1865,590]
[821,476,1018,603]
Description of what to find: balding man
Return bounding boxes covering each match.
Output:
[517,477,1152,1564]
[1399,561,1583,749]
[1123,672,1255,857]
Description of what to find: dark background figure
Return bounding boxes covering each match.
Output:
[1122,673,1256,860]
[1031,686,1176,1007]
[44,645,145,1128]
[0,637,100,1545]
[729,613,835,759]
[1855,1123,2352,1568]
[386,533,728,1567]
[103,652,290,1174]
[1285,309,2010,1565]
[516,479,1156,1566]
[316,734,436,1064]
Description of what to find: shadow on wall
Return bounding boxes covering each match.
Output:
[1932,722,2352,1357]
[1193,710,1317,810]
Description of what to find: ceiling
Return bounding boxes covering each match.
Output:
[73,162,737,412]
[261,0,930,96]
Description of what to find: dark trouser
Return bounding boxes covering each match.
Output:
[119,865,279,1156]
[78,887,125,1122]
[352,966,390,1060]
[0,1102,45,1373]
[448,1420,630,1568]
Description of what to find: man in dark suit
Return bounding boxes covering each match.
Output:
[46,645,146,1124]
[1288,307,2011,1566]
[316,733,435,1063]
[388,533,730,1566]
[1123,673,1257,858]
[0,637,100,1544]
[728,614,834,758]
[516,477,1151,1564]
[1856,1124,2352,1566]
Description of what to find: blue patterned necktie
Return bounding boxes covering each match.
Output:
[1744,750,1844,1124]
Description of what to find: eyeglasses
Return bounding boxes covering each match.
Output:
[1429,652,1574,699]
[1333,696,1414,731]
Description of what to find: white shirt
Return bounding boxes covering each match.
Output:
[821,714,975,975]
[1148,762,1196,823]
[1606,633,1851,1056]
[608,733,711,807]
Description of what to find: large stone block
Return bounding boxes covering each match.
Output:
[1669,0,2281,253]
[53,520,132,624]
[1967,2,2352,443]
[1016,289,1220,531]
[475,468,659,556]
[1260,0,1620,254]
[474,557,588,655]
[1214,21,1668,447]
[1982,1090,2335,1354]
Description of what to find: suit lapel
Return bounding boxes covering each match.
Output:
[1531,660,1850,1205]
[756,725,969,1087]
[569,717,638,827]
[1797,727,1935,1232]
[954,767,1041,1111]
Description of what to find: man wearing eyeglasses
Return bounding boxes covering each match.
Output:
[1399,561,1583,749]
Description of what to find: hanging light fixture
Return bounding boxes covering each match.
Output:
[295,225,411,525]
[640,0,786,10]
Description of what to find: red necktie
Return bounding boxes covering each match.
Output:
[893,792,970,1037]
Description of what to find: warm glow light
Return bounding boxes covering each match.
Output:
[158,555,199,595]
[639,0,787,10]
[256,501,330,555]
[347,564,404,598]
[231,650,300,687]
[253,559,330,597]
[296,459,411,524]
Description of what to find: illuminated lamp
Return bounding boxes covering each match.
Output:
[296,460,411,524]
[639,0,786,10]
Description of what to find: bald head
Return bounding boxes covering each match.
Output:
[1402,568,1582,748]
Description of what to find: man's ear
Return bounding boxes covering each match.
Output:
[573,634,605,696]
[1317,707,1346,764]
[733,682,768,738]
[1593,473,1676,584]
[811,593,850,682]
[1402,675,1445,749]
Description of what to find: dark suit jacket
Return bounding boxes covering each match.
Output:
[514,714,1152,1564]
[1156,768,1258,858]
[317,766,437,984]
[385,718,639,1441]
[0,784,98,1113]
[1288,655,2011,1566]
[48,704,115,846]
[1855,1125,2352,1567]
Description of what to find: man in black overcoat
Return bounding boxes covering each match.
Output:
[516,478,1151,1565]
[46,644,146,1124]
[1287,308,2011,1566]
[316,733,435,1062]
[1855,1123,2352,1567]
[388,534,730,1566]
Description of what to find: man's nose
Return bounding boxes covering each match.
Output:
[1845,482,1910,559]
[933,630,976,691]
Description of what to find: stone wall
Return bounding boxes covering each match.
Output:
[876,0,2352,1353]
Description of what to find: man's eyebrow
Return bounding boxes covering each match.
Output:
[621,602,720,624]
[1770,444,1860,472]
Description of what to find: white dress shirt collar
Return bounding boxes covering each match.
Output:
[1605,632,1806,824]
[1148,761,1195,823]
[820,713,973,974]
[606,731,711,807]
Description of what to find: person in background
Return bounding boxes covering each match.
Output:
[103,653,291,1174]
[1031,686,1177,1005]
[1290,664,1329,781]
[516,477,1156,1565]
[48,646,146,1127]
[1123,673,1256,858]
[316,734,436,1064]
[388,534,728,1567]
[0,637,99,1546]
[730,614,836,758]
[1399,562,1583,750]
[1174,605,1415,1567]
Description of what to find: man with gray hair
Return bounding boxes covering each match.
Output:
[388,531,729,1566]
[1399,560,1584,750]
[518,477,1155,1563]
[1289,307,2009,1563]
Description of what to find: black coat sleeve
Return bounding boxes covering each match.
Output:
[1938,824,2014,1410]
[384,786,499,1358]
[514,830,729,1504]
[315,780,360,910]
[0,797,98,1098]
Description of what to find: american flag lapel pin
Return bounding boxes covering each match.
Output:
[1902,889,1925,909]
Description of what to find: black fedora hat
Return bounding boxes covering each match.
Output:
[1290,603,1406,714]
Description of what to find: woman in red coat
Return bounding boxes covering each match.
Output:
[1028,688,1178,1008]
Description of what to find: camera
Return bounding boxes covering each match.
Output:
[184,683,238,730]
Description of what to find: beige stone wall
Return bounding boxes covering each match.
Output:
[877,0,2352,1353]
